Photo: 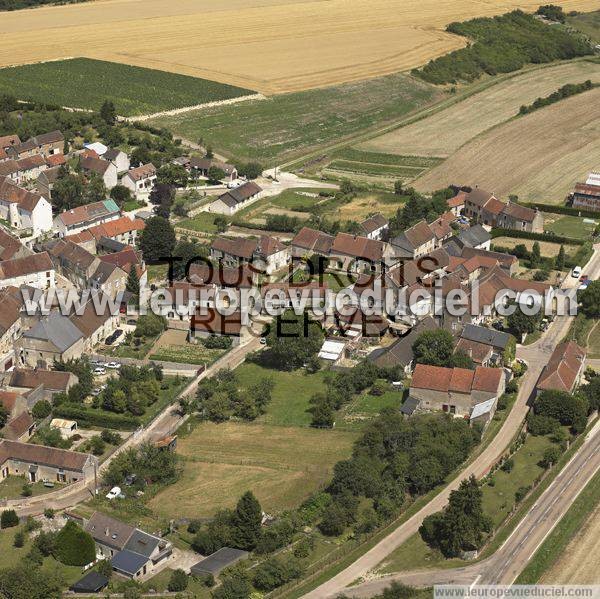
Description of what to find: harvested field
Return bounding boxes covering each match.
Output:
[147,421,358,519]
[414,88,600,203]
[2,0,599,95]
[542,500,600,583]
[361,60,600,158]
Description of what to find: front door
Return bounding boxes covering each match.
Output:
[29,471,36,483]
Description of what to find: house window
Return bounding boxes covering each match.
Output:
[442,404,449,412]
[449,405,456,414]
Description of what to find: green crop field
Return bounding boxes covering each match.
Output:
[0,58,254,116]
[326,160,427,178]
[543,213,598,240]
[150,72,442,165]
[333,148,444,169]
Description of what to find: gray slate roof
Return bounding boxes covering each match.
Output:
[24,312,83,352]
[400,397,420,415]
[460,324,512,350]
[457,225,491,248]
[124,529,162,558]
[111,549,149,576]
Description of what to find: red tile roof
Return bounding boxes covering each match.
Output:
[331,233,384,261]
[292,227,334,254]
[126,163,156,182]
[411,364,502,393]
[537,341,586,393]
[447,191,467,208]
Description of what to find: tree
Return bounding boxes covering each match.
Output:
[580,281,600,318]
[264,309,324,370]
[212,570,252,599]
[394,180,404,195]
[318,501,350,536]
[310,395,335,428]
[139,216,176,262]
[157,164,189,187]
[530,241,541,268]
[540,445,562,469]
[52,172,85,212]
[412,329,455,367]
[214,215,228,233]
[0,565,64,599]
[536,4,566,22]
[31,400,52,419]
[253,556,303,591]
[208,166,226,183]
[100,100,117,125]
[232,491,262,550]
[238,162,263,180]
[110,184,133,207]
[419,476,491,557]
[126,265,140,297]
[534,389,588,434]
[96,559,113,579]
[507,305,541,338]
[167,569,188,592]
[13,531,25,548]
[53,520,96,566]
[84,173,107,204]
[0,404,8,428]
[1,509,19,529]
[555,244,566,271]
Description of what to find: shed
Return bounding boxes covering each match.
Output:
[318,339,346,362]
[69,571,109,593]
[190,547,249,577]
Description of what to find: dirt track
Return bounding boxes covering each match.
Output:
[2,0,600,94]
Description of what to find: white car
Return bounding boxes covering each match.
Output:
[93,367,106,375]
[572,266,582,279]
[106,486,121,500]
[106,361,121,370]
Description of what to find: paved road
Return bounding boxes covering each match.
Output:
[345,419,600,596]
[305,245,600,598]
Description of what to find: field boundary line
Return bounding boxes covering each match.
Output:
[128,93,266,122]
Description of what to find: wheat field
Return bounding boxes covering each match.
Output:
[2,0,600,94]
[413,88,600,203]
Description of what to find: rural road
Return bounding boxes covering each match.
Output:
[10,335,262,516]
[345,418,600,596]
[304,245,600,598]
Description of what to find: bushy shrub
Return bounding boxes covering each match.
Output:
[1,510,18,529]
[53,521,96,566]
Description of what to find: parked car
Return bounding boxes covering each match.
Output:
[580,274,589,282]
[572,266,582,278]
[113,329,124,340]
[259,337,267,345]
[93,367,106,375]
[106,361,121,370]
[106,486,121,500]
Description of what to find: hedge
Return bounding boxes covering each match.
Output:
[490,228,584,246]
[53,404,140,431]
[522,202,600,219]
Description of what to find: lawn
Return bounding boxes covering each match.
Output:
[150,72,441,165]
[0,58,253,116]
[234,362,329,427]
[270,188,326,211]
[0,475,66,499]
[482,434,555,528]
[543,213,597,240]
[148,343,226,365]
[568,9,600,43]
[325,160,427,179]
[176,212,220,234]
[146,263,169,285]
[492,237,579,257]
[147,421,358,519]
[99,334,159,360]
[341,389,404,427]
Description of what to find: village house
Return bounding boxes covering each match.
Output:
[210,235,290,275]
[121,163,157,198]
[456,324,514,366]
[54,199,121,237]
[290,227,334,261]
[189,156,238,182]
[429,215,454,246]
[5,130,64,161]
[188,262,257,288]
[329,232,385,273]
[0,155,48,185]
[207,181,263,215]
[6,367,78,400]
[36,165,62,200]
[69,294,120,349]
[390,220,437,259]
[0,176,53,235]
[463,188,543,232]
[0,135,21,158]
[81,155,118,190]
[368,316,438,374]
[0,390,35,442]
[86,215,145,246]
[0,286,26,372]
[0,439,97,484]
[81,512,172,579]
[0,228,30,262]
[536,341,586,395]
[359,213,389,240]
[406,363,505,426]
[0,252,55,290]
[99,247,148,290]
[102,148,130,174]
[16,311,85,368]
[455,225,492,251]
[447,190,467,216]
